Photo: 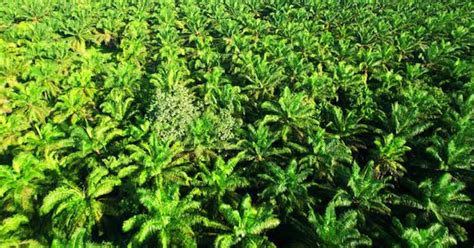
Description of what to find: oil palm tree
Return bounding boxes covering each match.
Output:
[427,134,473,172]
[258,160,314,216]
[393,174,473,241]
[426,94,473,171]
[53,87,94,125]
[261,87,318,142]
[0,153,46,214]
[193,152,248,206]
[57,7,97,54]
[418,174,473,223]
[19,123,73,158]
[324,105,368,152]
[100,88,135,122]
[387,102,433,140]
[373,133,411,178]
[333,161,392,216]
[0,214,40,247]
[237,123,291,162]
[123,185,209,248]
[126,131,190,186]
[0,113,30,153]
[301,129,352,182]
[295,68,337,102]
[63,116,124,167]
[10,82,51,124]
[291,202,372,247]
[235,51,286,101]
[401,224,457,248]
[393,214,457,248]
[215,195,280,248]
[40,166,121,239]
[50,227,113,248]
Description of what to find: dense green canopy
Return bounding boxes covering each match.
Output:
[0,0,473,247]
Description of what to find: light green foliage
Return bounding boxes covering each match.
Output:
[189,109,240,153]
[123,185,209,248]
[215,195,280,248]
[213,109,238,142]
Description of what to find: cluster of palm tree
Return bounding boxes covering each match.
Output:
[1,0,473,247]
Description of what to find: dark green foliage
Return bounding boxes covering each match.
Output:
[1,0,473,247]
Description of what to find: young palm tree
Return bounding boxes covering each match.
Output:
[0,113,30,153]
[10,82,51,124]
[393,215,457,248]
[123,185,209,248]
[236,51,286,101]
[213,84,248,114]
[324,105,368,152]
[63,116,124,167]
[19,123,73,158]
[427,91,474,172]
[426,90,473,171]
[393,174,473,241]
[100,88,134,122]
[427,132,473,171]
[0,153,46,213]
[215,195,280,248]
[291,202,372,247]
[126,131,189,186]
[418,174,473,223]
[258,160,314,216]
[261,87,318,142]
[333,161,392,216]
[401,224,457,248]
[373,133,411,178]
[53,87,93,125]
[58,7,97,54]
[302,129,352,182]
[40,166,121,239]
[387,102,433,140]
[295,69,337,102]
[193,152,248,205]
[237,123,291,162]
[0,214,40,247]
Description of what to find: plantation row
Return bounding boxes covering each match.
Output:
[0,0,473,247]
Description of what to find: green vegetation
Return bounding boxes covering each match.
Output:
[1,0,473,247]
